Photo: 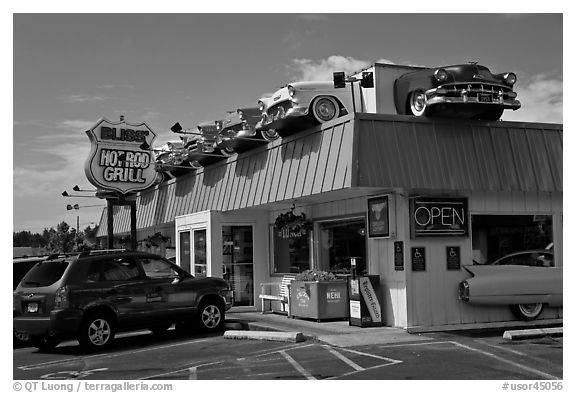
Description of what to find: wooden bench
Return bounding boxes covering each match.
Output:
[259,275,295,314]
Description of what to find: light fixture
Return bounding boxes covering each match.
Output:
[66,204,79,210]
[170,122,183,133]
[72,185,97,192]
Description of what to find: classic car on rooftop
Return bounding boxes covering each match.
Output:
[255,81,353,138]
[215,107,278,156]
[394,63,521,120]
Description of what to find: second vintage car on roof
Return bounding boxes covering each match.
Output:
[216,107,278,156]
[394,62,521,120]
[256,81,353,138]
[458,249,562,321]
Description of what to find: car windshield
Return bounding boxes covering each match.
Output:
[20,261,69,287]
[492,252,554,267]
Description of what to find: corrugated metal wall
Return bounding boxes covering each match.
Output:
[99,113,562,236]
[355,113,562,193]
[98,116,355,235]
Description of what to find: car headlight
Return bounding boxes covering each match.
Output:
[258,101,265,111]
[215,121,222,131]
[288,85,295,97]
[237,110,244,120]
[503,72,517,86]
[434,68,449,82]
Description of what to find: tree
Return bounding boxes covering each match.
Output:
[47,222,76,253]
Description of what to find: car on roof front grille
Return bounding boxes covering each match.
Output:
[394,62,521,120]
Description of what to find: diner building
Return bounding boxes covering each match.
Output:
[97,110,562,332]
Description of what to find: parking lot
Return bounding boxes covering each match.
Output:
[13,325,563,380]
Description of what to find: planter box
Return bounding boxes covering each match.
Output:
[289,280,348,321]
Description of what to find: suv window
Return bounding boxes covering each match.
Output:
[20,261,69,287]
[99,258,142,281]
[140,257,179,279]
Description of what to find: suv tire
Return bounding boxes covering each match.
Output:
[30,334,60,351]
[196,300,224,332]
[78,312,116,351]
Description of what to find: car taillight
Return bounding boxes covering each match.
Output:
[458,281,470,302]
[54,286,69,309]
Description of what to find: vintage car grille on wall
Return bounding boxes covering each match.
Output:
[441,83,513,99]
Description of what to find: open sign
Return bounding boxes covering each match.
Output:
[410,197,469,238]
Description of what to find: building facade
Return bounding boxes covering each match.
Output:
[98,112,563,331]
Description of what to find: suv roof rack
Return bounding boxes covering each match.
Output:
[78,249,128,258]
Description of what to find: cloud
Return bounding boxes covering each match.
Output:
[288,55,375,81]
[501,73,563,124]
[57,119,97,131]
[62,94,109,103]
[13,142,92,197]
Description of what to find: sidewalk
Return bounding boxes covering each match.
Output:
[225,310,432,348]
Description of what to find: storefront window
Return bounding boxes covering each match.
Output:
[471,214,553,264]
[271,227,311,274]
[318,218,367,275]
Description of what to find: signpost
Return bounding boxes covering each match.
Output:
[84,118,161,249]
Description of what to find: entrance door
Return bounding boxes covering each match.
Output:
[222,226,254,306]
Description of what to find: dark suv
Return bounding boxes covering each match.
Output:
[13,250,233,351]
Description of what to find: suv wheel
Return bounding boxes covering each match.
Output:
[196,300,224,331]
[79,312,116,350]
[30,334,60,351]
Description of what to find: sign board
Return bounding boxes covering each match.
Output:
[84,118,161,194]
[394,241,404,271]
[359,277,382,323]
[446,246,461,270]
[367,195,390,238]
[411,247,426,271]
[410,197,469,238]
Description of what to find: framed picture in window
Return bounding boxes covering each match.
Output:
[367,195,391,238]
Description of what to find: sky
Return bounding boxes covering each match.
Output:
[12,11,564,234]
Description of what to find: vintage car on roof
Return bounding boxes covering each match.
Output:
[256,81,353,138]
[215,107,278,156]
[153,140,195,176]
[394,63,521,120]
[181,123,227,168]
[458,249,562,321]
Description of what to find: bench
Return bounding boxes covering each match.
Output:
[259,275,295,314]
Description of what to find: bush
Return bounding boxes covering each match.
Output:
[295,269,337,282]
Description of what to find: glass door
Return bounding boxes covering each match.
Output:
[179,231,191,273]
[222,226,254,306]
[193,229,207,277]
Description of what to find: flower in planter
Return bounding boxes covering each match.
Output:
[295,269,337,282]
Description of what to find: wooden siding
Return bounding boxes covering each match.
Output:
[98,116,355,236]
[355,113,563,193]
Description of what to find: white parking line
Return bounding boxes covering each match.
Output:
[323,345,364,371]
[448,341,561,380]
[280,350,316,380]
[18,337,216,371]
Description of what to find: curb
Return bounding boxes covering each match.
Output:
[224,330,306,343]
[503,327,563,341]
